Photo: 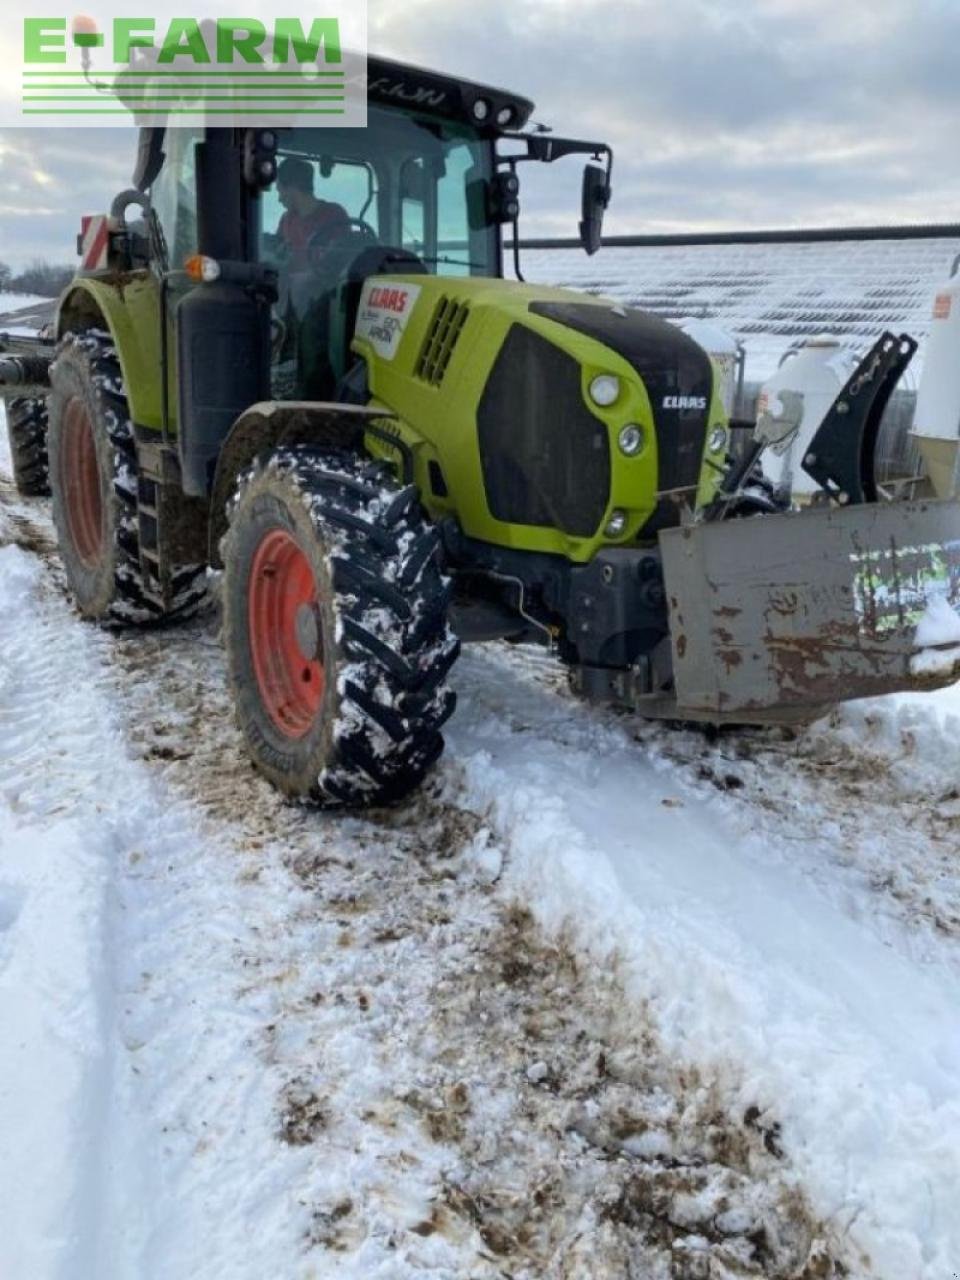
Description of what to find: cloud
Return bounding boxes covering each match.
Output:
[371,0,960,233]
[0,128,133,268]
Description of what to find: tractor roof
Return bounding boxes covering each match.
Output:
[133,54,535,190]
[364,53,535,133]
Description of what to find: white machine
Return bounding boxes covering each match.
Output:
[757,337,857,501]
[910,257,960,499]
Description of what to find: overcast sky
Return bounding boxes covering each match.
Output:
[0,0,958,269]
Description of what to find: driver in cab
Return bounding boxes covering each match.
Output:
[275,156,351,269]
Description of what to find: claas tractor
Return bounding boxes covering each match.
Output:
[2,54,960,808]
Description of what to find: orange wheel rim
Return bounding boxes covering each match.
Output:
[248,528,325,739]
[60,396,103,567]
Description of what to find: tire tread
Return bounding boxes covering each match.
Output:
[225,446,458,807]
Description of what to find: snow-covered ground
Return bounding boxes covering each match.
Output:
[0,293,54,337]
[0,292,50,314]
[1,407,959,1279]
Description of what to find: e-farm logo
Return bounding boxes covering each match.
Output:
[7,6,367,127]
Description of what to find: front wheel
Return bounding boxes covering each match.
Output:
[222,447,460,806]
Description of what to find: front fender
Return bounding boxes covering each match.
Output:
[56,272,165,432]
[207,400,398,567]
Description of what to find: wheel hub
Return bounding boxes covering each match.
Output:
[248,529,325,740]
[295,601,323,662]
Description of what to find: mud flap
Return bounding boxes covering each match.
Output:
[658,499,960,724]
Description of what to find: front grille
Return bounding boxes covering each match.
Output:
[477,324,610,538]
[415,297,469,386]
[529,301,714,535]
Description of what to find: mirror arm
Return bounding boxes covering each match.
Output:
[498,133,612,168]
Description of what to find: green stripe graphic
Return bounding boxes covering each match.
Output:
[23,108,347,115]
[22,70,346,77]
[24,95,346,101]
[19,62,355,117]
[24,87,345,92]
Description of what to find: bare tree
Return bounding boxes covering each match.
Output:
[10,259,75,297]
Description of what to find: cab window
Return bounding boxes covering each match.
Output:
[148,127,202,269]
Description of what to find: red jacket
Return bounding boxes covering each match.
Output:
[279,201,350,265]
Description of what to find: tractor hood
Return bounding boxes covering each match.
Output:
[352,275,725,563]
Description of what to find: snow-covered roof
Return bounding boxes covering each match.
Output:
[522,234,960,384]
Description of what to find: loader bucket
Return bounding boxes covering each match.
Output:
[658,499,960,724]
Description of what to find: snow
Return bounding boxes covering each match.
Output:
[521,238,960,384]
[0,543,113,1278]
[914,593,960,648]
[0,292,49,316]
[451,646,960,1278]
[0,292,53,341]
[676,316,740,355]
[911,643,960,677]
[3,406,960,1277]
[910,595,960,676]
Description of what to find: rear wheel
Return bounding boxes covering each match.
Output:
[48,331,207,624]
[222,447,460,806]
[4,396,50,496]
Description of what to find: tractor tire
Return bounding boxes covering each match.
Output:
[222,447,460,807]
[48,331,207,625]
[4,396,50,496]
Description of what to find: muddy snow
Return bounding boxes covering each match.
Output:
[1,412,958,1279]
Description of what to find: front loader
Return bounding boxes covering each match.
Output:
[2,54,959,807]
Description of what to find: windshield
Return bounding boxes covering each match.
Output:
[259,107,497,399]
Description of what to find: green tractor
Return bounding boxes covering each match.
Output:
[3,55,960,807]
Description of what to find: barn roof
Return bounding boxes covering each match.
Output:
[521,228,960,385]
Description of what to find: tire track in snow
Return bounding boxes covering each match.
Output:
[489,644,960,953]
[0,542,119,1279]
[0,530,322,1278]
[0,479,426,1275]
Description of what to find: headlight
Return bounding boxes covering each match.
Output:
[618,424,645,456]
[589,375,620,407]
[605,509,628,538]
[708,425,728,454]
[472,98,491,122]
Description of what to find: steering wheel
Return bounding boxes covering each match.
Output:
[307,217,379,256]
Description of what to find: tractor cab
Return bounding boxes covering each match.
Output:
[255,110,501,400]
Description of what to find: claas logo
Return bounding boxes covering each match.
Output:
[24,16,343,65]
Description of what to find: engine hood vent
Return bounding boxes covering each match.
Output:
[416,296,470,386]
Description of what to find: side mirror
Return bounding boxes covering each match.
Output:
[580,163,610,256]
